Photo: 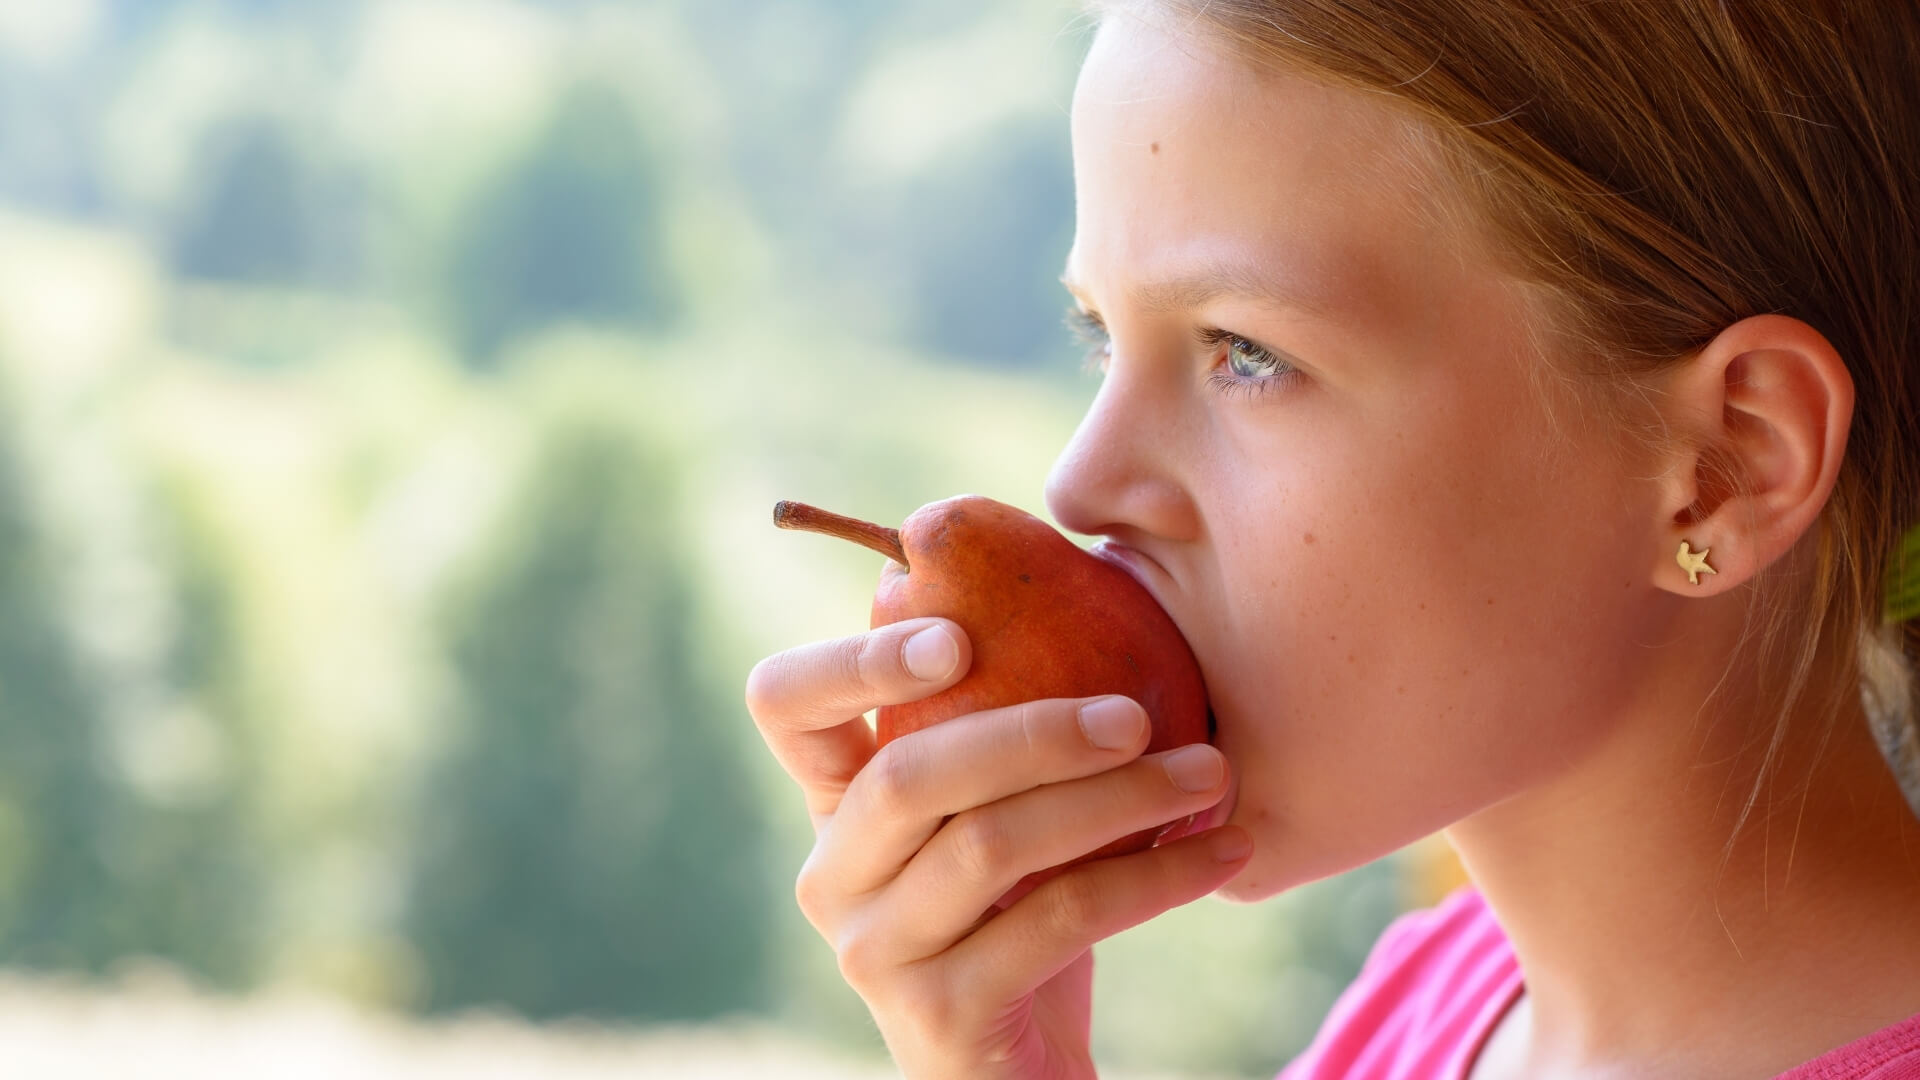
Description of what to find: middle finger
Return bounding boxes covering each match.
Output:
[873,743,1230,958]
[817,695,1156,896]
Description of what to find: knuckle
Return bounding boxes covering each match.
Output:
[895,980,960,1046]
[945,809,1010,884]
[1011,700,1049,759]
[793,857,830,928]
[852,628,906,694]
[1037,871,1103,939]
[863,740,918,818]
[834,925,887,990]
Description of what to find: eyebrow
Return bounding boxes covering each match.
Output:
[1058,259,1332,320]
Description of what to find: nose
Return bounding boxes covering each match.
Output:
[1043,359,1202,543]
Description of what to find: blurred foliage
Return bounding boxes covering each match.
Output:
[0,2,1433,1076]
[441,81,679,362]
[172,116,367,290]
[0,388,266,987]
[888,116,1077,366]
[405,413,769,1021]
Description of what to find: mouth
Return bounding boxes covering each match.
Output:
[1088,540,1160,594]
[1091,543,1234,841]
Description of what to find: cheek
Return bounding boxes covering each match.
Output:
[1203,381,1652,890]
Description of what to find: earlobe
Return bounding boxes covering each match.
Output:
[1649,314,1854,598]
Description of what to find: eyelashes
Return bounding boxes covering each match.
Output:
[1196,326,1302,401]
[1064,306,1111,374]
[1062,304,1302,401]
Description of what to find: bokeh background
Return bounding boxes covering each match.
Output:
[0,1,1466,1075]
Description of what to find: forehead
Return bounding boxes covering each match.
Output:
[1066,14,1467,320]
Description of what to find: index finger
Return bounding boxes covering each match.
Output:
[743,617,972,824]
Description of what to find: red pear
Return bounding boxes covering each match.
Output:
[774,494,1213,892]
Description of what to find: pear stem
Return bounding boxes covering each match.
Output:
[774,501,909,570]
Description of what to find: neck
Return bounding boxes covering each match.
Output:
[1448,643,1920,1076]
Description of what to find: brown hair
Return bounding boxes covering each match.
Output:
[1082,0,1920,840]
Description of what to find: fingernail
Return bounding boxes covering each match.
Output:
[1208,828,1252,863]
[903,626,958,682]
[1078,696,1144,750]
[1163,745,1224,793]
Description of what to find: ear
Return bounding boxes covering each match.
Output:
[1649,314,1854,597]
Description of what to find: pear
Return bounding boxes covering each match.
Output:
[774,495,1213,888]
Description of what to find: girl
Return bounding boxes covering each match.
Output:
[743,1,1920,1076]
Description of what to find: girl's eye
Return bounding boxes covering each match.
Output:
[1062,304,1301,401]
[1198,327,1300,401]
[1064,306,1111,373]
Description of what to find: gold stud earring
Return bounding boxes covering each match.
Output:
[1676,540,1717,586]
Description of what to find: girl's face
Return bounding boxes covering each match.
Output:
[1047,15,1671,899]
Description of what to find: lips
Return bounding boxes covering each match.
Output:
[1089,540,1162,595]
[1093,542,1238,834]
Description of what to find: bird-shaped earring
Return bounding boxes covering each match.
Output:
[1676,540,1717,586]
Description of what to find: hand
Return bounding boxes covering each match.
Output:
[744,617,1250,1079]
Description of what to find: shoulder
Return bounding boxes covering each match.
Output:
[1775,1009,1920,1080]
[1278,884,1521,1080]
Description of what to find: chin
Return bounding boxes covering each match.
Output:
[1206,804,1369,904]
[1211,873,1261,903]
[1211,859,1289,904]
[1209,807,1286,904]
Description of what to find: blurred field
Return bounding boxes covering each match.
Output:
[0,966,900,1079]
[0,967,1251,1080]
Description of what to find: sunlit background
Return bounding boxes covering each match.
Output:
[0,1,1465,1075]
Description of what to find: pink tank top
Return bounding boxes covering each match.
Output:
[1276,885,1920,1079]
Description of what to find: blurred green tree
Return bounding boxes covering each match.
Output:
[0,394,265,986]
[442,82,680,364]
[0,394,124,974]
[890,117,1077,369]
[404,414,772,1022]
[171,116,367,290]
